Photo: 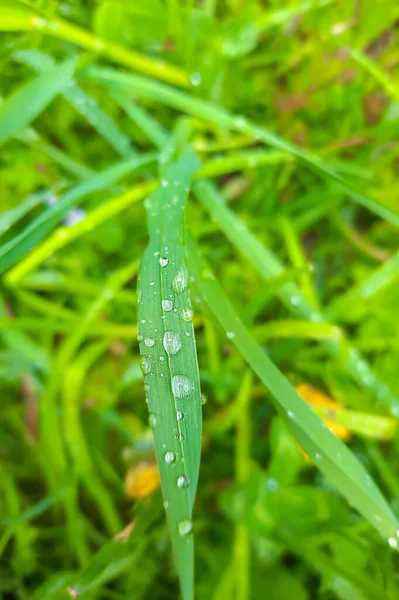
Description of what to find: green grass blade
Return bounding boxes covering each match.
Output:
[194,180,399,416]
[138,153,202,600]
[83,65,399,226]
[0,56,76,147]
[0,153,156,274]
[14,50,135,158]
[187,233,399,546]
[0,191,47,238]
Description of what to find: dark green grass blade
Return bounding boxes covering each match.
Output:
[194,180,399,416]
[0,57,76,146]
[83,66,399,227]
[14,50,135,158]
[0,153,155,274]
[138,153,202,600]
[187,234,399,546]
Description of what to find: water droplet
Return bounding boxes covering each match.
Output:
[144,384,151,392]
[164,500,169,510]
[290,296,300,306]
[176,410,183,421]
[179,434,184,441]
[150,281,155,286]
[172,269,187,295]
[227,331,236,340]
[140,319,146,324]
[182,307,193,322]
[177,475,190,488]
[144,338,155,347]
[137,334,143,342]
[161,179,168,188]
[165,451,176,464]
[234,116,248,130]
[149,413,158,428]
[172,375,194,398]
[201,394,207,405]
[388,537,398,549]
[178,519,193,536]
[287,410,295,419]
[159,257,169,267]
[315,453,323,461]
[162,299,173,311]
[159,356,165,361]
[190,72,201,86]
[141,357,151,375]
[163,331,181,356]
[267,478,279,492]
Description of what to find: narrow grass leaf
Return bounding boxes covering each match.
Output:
[138,153,202,600]
[14,50,135,158]
[0,191,47,238]
[194,180,399,415]
[0,153,156,274]
[0,57,76,147]
[83,65,399,226]
[187,233,399,545]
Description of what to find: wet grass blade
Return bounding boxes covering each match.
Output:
[14,50,135,158]
[0,153,156,274]
[194,180,399,416]
[187,233,399,546]
[0,56,76,147]
[83,65,399,226]
[138,153,202,600]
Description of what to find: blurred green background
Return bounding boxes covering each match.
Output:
[1,0,399,598]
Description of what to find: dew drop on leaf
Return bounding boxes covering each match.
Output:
[163,331,181,356]
[172,375,194,398]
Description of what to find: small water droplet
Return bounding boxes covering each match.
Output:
[234,116,248,130]
[176,410,183,421]
[179,434,184,441]
[144,384,151,392]
[287,410,295,419]
[172,269,187,295]
[163,331,181,356]
[227,331,236,340]
[149,413,158,428]
[177,475,190,488]
[315,453,323,461]
[144,338,155,347]
[290,296,301,306]
[161,179,168,188]
[150,281,155,286]
[140,319,146,324]
[266,478,279,492]
[201,394,207,405]
[137,334,143,342]
[165,451,176,464]
[162,299,173,311]
[178,519,192,536]
[172,375,194,398]
[141,357,151,375]
[190,72,201,86]
[388,537,398,549]
[182,307,193,322]
[159,356,165,361]
[159,257,169,267]
[164,500,169,509]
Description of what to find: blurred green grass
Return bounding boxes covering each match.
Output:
[1,0,399,598]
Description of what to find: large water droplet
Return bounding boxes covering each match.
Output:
[172,375,194,398]
[159,257,168,267]
[165,451,176,464]
[172,269,187,295]
[144,338,155,347]
[181,307,193,322]
[178,519,193,536]
[149,413,158,428]
[163,331,181,356]
[162,299,173,311]
[141,357,151,375]
[177,475,190,488]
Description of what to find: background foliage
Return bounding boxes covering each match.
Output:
[1,0,399,598]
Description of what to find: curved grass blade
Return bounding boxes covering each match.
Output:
[187,234,399,547]
[0,153,156,274]
[83,65,399,226]
[138,153,202,600]
[14,50,135,158]
[0,57,76,147]
[0,0,189,87]
[194,180,399,416]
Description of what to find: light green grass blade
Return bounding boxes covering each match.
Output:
[0,56,76,147]
[194,180,399,416]
[0,153,156,274]
[0,191,47,238]
[83,65,399,226]
[0,0,189,87]
[187,234,399,546]
[138,153,202,600]
[14,50,135,158]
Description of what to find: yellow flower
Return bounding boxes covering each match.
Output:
[124,461,161,499]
